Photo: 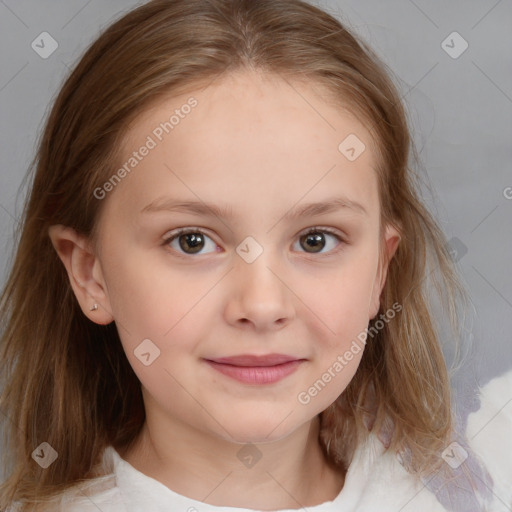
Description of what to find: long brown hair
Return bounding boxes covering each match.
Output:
[0,0,468,509]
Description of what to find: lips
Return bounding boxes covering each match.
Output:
[207,353,300,366]
[204,354,305,385]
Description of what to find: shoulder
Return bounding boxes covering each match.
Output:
[60,446,127,512]
[59,485,125,512]
[344,433,450,511]
[466,369,512,510]
[5,447,127,512]
[6,486,125,512]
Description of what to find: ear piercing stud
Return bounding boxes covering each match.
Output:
[90,303,98,311]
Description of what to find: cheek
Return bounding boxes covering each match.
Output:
[103,243,189,320]
[305,255,377,339]
[297,255,377,400]
[101,247,219,361]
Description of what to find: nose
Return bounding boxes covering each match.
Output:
[224,250,296,332]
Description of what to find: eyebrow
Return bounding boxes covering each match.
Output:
[140,195,368,220]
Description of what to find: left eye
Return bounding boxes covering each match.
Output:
[163,227,343,256]
[292,228,343,254]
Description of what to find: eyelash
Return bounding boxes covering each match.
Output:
[162,226,346,257]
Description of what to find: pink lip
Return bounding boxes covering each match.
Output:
[209,353,299,366]
[204,354,305,385]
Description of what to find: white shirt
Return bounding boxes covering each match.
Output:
[51,434,454,512]
[465,370,512,512]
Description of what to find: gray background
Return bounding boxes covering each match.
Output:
[0,0,511,479]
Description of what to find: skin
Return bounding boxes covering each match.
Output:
[49,69,400,509]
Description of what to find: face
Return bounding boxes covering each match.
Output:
[56,69,399,444]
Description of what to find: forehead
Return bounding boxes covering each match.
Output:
[102,69,380,228]
[124,69,377,155]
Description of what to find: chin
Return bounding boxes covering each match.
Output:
[211,411,307,446]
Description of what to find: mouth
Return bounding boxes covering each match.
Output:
[203,354,306,385]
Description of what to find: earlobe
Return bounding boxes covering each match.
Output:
[48,224,114,325]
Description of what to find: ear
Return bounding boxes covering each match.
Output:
[48,224,114,325]
[369,224,401,320]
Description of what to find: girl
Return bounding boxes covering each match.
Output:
[0,0,494,510]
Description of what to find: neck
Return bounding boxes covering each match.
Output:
[119,413,345,510]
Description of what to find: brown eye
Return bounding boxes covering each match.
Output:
[300,231,325,253]
[294,228,344,255]
[164,229,217,255]
[178,232,205,254]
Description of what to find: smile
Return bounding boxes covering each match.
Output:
[204,355,305,385]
